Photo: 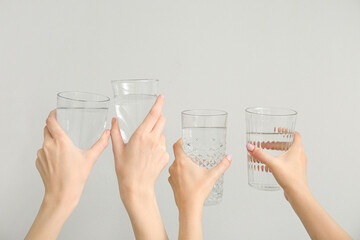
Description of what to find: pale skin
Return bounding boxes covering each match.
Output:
[168,139,232,240]
[25,110,110,240]
[246,131,352,240]
[110,95,169,240]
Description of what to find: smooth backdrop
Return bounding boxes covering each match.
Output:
[1,0,359,239]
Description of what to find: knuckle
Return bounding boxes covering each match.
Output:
[43,140,51,149]
[149,108,158,118]
[35,158,40,169]
[178,158,185,167]
[46,116,54,125]
[139,133,147,142]
[36,149,42,158]
[101,138,109,148]
[169,165,173,174]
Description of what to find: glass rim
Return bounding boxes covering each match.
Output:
[57,91,110,103]
[111,79,159,84]
[245,107,297,116]
[182,109,228,116]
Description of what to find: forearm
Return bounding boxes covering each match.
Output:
[178,205,203,240]
[122,191,168,240]
[25,195,76,240]
[287,186,352,240]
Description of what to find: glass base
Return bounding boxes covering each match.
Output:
[204,197,222,206]
[203,175,224,206]
[248,182,281,191]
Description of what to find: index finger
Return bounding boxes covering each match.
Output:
[46,109,66,139]
[138,95,164,132]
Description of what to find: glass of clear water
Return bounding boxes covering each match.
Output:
[245,107,297,191]
[57,92,110,149]
[182,109,228,206]
[112,79,158,142]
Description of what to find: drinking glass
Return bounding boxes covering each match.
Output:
[57,91,110,149]
[182,109,228,206]
[112,79,158,142]
[245,107,297,191]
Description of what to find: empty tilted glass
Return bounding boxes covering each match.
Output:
[112,79,158,142]
[182,109,228,206]
[57,91,110,150]
[245,107,297,191]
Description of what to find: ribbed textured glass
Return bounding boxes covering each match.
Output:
[245,107,297,191]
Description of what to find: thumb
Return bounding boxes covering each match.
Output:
[87,129,110,162]
[246,143,275,167]
[110,118,125,156]
[210,154,232,182]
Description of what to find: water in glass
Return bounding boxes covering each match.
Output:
[57,107,107,149]
[183,127,226,205]
[247,132,294,190]
[114,94,156,142]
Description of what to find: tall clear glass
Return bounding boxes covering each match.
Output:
[182,109,228,206]
[112,79,158,142]
[57,91,110,149]
[245,107,297,191]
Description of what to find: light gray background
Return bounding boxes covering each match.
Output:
[1,0,359,239]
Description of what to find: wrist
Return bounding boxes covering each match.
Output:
[178,203,203,239]
[284,183,312,203]
[120,186,156,208]
[178,202,203,221]
[43,192,79,213]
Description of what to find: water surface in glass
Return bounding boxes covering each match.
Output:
[57,92,109,150]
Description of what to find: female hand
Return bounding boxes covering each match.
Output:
[169,139,232,210]
[110,95,169,240]
[26,110,110,240]
[247,132,352,240]
[246,131,307,199]
[110,95,169,202]
[168,139,231,240]
[37,110,110,205]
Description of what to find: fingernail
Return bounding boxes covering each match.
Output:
[246,143,255,152]
[112,118,116,124]
[226,154,232,162]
